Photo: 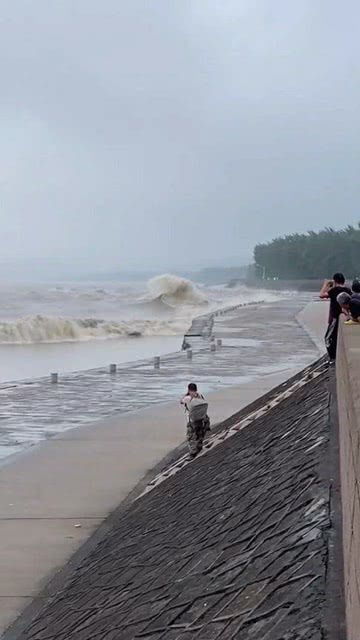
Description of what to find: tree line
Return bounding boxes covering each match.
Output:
[253,225,360,280]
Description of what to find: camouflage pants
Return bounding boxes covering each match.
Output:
[187,419,207,456]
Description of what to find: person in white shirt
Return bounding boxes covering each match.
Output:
[181,383,210,459]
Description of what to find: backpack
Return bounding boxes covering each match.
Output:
[188,396,208,423]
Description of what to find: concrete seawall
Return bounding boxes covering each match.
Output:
[182,299,262,348]
[336,320,360,640]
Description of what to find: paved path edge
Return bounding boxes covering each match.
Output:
[321,371,346,639]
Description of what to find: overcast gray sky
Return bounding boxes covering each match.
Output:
[1,0,359,273]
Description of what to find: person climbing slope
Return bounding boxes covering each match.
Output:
[181,383,210,459]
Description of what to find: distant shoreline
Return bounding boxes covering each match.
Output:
[231,278,324,292]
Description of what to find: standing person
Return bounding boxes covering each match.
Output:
[181,383,209,459]
[319,273,351,361]
[351,279,360,301]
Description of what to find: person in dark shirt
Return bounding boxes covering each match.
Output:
[349,298,360,323]
[351,279,360,301]
[319,272,351,361]
[337,291,360,324]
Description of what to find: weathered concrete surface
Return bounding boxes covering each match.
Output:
[0,368,302,637]
[7,360,342,640]
[297,299,328,355]
[336,319,360,640]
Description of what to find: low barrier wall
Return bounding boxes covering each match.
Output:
[336,320,360,640]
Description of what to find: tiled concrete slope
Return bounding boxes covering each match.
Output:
[14,361,341,640]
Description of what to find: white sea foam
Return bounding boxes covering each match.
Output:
[0,275,286,344]
[146,274,208,306]
[0,315,189,344]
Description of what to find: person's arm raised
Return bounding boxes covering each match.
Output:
[319,279,332,299]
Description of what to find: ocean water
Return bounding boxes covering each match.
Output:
[0,274,283,382]
[0,293,317,462]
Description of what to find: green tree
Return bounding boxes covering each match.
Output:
[254,224,360,279]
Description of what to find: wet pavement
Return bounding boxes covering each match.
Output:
[0,296,319,460]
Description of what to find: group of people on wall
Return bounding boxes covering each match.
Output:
[319,273,360,362]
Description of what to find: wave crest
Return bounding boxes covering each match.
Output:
[0,315,188,344]
[147,274,207,307]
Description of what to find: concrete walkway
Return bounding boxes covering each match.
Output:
[0,299,327,636]
[297,299,328,353]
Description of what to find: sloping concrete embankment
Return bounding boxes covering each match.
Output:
[336,320,360,640]
[0,298,319,637]
[6,360,336,639]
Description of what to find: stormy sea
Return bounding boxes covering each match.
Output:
[0,274,282,382]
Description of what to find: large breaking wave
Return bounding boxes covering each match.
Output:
[0,274,283,344]
[146,274,208,307]
[0,315,189,344]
